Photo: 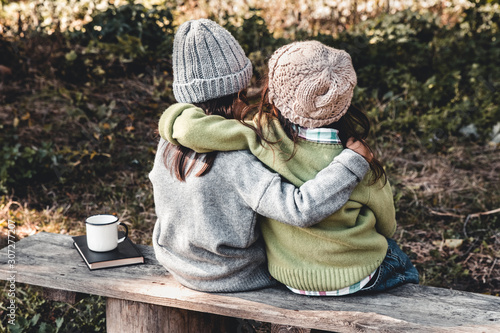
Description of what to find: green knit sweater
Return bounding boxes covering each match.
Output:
[159,103,397,291]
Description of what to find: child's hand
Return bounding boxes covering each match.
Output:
[346,137,373,163]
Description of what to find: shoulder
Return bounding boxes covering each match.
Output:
[218,150,276,174]
[213,151,280,185]
[202,151,282,204]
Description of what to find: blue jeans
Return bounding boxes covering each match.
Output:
[360,238,419,293]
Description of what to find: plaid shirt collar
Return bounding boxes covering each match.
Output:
[293,125,342,144]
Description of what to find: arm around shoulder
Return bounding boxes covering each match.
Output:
[254,148,370,228]
[334,148,370,180]
[160,103,257,153]
[158,103,202,146]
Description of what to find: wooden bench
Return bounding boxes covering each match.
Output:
[1,232,500,332]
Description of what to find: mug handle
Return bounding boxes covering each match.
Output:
[117,222,129,244]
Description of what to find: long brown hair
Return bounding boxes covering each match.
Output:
[246,80,387,185]
[163,92,249,181]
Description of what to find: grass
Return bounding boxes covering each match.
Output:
[0,3,499,330]
[377,134,500,294]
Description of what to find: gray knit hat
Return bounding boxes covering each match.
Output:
[172,19,253,103]
[268,41,357,128]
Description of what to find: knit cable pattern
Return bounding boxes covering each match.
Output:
[268,40,357,128]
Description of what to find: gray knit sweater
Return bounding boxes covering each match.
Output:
[150,138,369,292]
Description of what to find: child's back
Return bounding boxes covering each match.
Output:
[257,122,395,291]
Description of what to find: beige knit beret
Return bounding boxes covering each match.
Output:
[268,41,357,128]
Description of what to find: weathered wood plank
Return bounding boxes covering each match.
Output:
[42,287,86,304]
[1,232,500,332]
[271,324,312,333]
[106,298,241,333]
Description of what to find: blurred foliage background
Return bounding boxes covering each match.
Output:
[0,0,499,331]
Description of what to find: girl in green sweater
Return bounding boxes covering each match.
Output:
[159,41,419,295]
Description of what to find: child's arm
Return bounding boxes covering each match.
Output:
[346,138,373,163]
[160,104,375,164]
[251,149,370,227]
[159,103,258,153]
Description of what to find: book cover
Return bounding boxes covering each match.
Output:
[72,234,144,270]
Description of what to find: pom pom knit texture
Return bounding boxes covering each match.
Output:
[268,41,357,128]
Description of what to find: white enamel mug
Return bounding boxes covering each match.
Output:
[85,214,128,252]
